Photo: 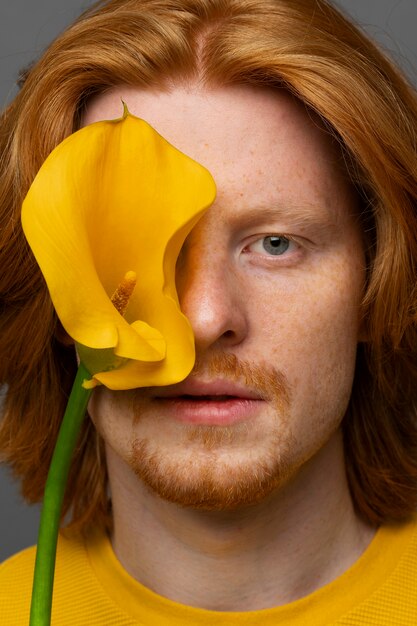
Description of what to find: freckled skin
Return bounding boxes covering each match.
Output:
[86,85,373,610]
[87,84,364,481]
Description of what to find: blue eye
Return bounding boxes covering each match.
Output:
[244,235,298,259]
[261,236,290,255]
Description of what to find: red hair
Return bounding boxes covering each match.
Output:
[1,0,416,532]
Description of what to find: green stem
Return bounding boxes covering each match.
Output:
[29,362,93,626]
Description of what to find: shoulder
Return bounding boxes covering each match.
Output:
[343,514,417,624]
[0,543,37,575]
[0,544,36,624]
[0,532,87,626]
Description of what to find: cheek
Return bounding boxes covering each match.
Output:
[252,265,362,347]
[247,258,363,425]
[88,388,136,458]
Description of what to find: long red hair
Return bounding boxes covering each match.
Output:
[1,0,416,532]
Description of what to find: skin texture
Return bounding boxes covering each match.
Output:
[85,84,375,610]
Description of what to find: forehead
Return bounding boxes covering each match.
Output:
[83,84,356,225]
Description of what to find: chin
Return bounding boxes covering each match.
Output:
[127,426,295,510]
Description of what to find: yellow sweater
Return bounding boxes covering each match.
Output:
[1,517,417,625]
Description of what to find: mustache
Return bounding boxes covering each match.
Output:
[190,353,290,410]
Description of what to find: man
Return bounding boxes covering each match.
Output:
[1,0,417,624]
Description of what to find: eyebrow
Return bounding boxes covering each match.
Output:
[233,202,344,237]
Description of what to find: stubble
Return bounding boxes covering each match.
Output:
[129,353,293,510]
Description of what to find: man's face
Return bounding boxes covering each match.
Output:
[86,84,365,510]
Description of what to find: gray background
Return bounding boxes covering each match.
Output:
[1,0,416,562]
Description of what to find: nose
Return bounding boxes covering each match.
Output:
[176,231,249,352]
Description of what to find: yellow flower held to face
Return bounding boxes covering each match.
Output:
[21,105,216,390]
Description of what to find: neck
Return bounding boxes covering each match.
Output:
[106,430,375,611]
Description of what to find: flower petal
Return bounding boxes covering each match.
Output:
[22,107,216,388]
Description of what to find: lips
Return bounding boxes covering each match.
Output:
[149,378,265,425]
[152,378,263,400]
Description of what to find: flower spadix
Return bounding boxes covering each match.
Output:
[22,106,216,389]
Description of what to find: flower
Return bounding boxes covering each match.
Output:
[21,105,216,390]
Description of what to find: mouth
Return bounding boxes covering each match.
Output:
[174,394,242,401]
[152,377,263,400]
[151,381,265,425]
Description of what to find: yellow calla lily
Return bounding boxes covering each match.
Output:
[21,105,216,390]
